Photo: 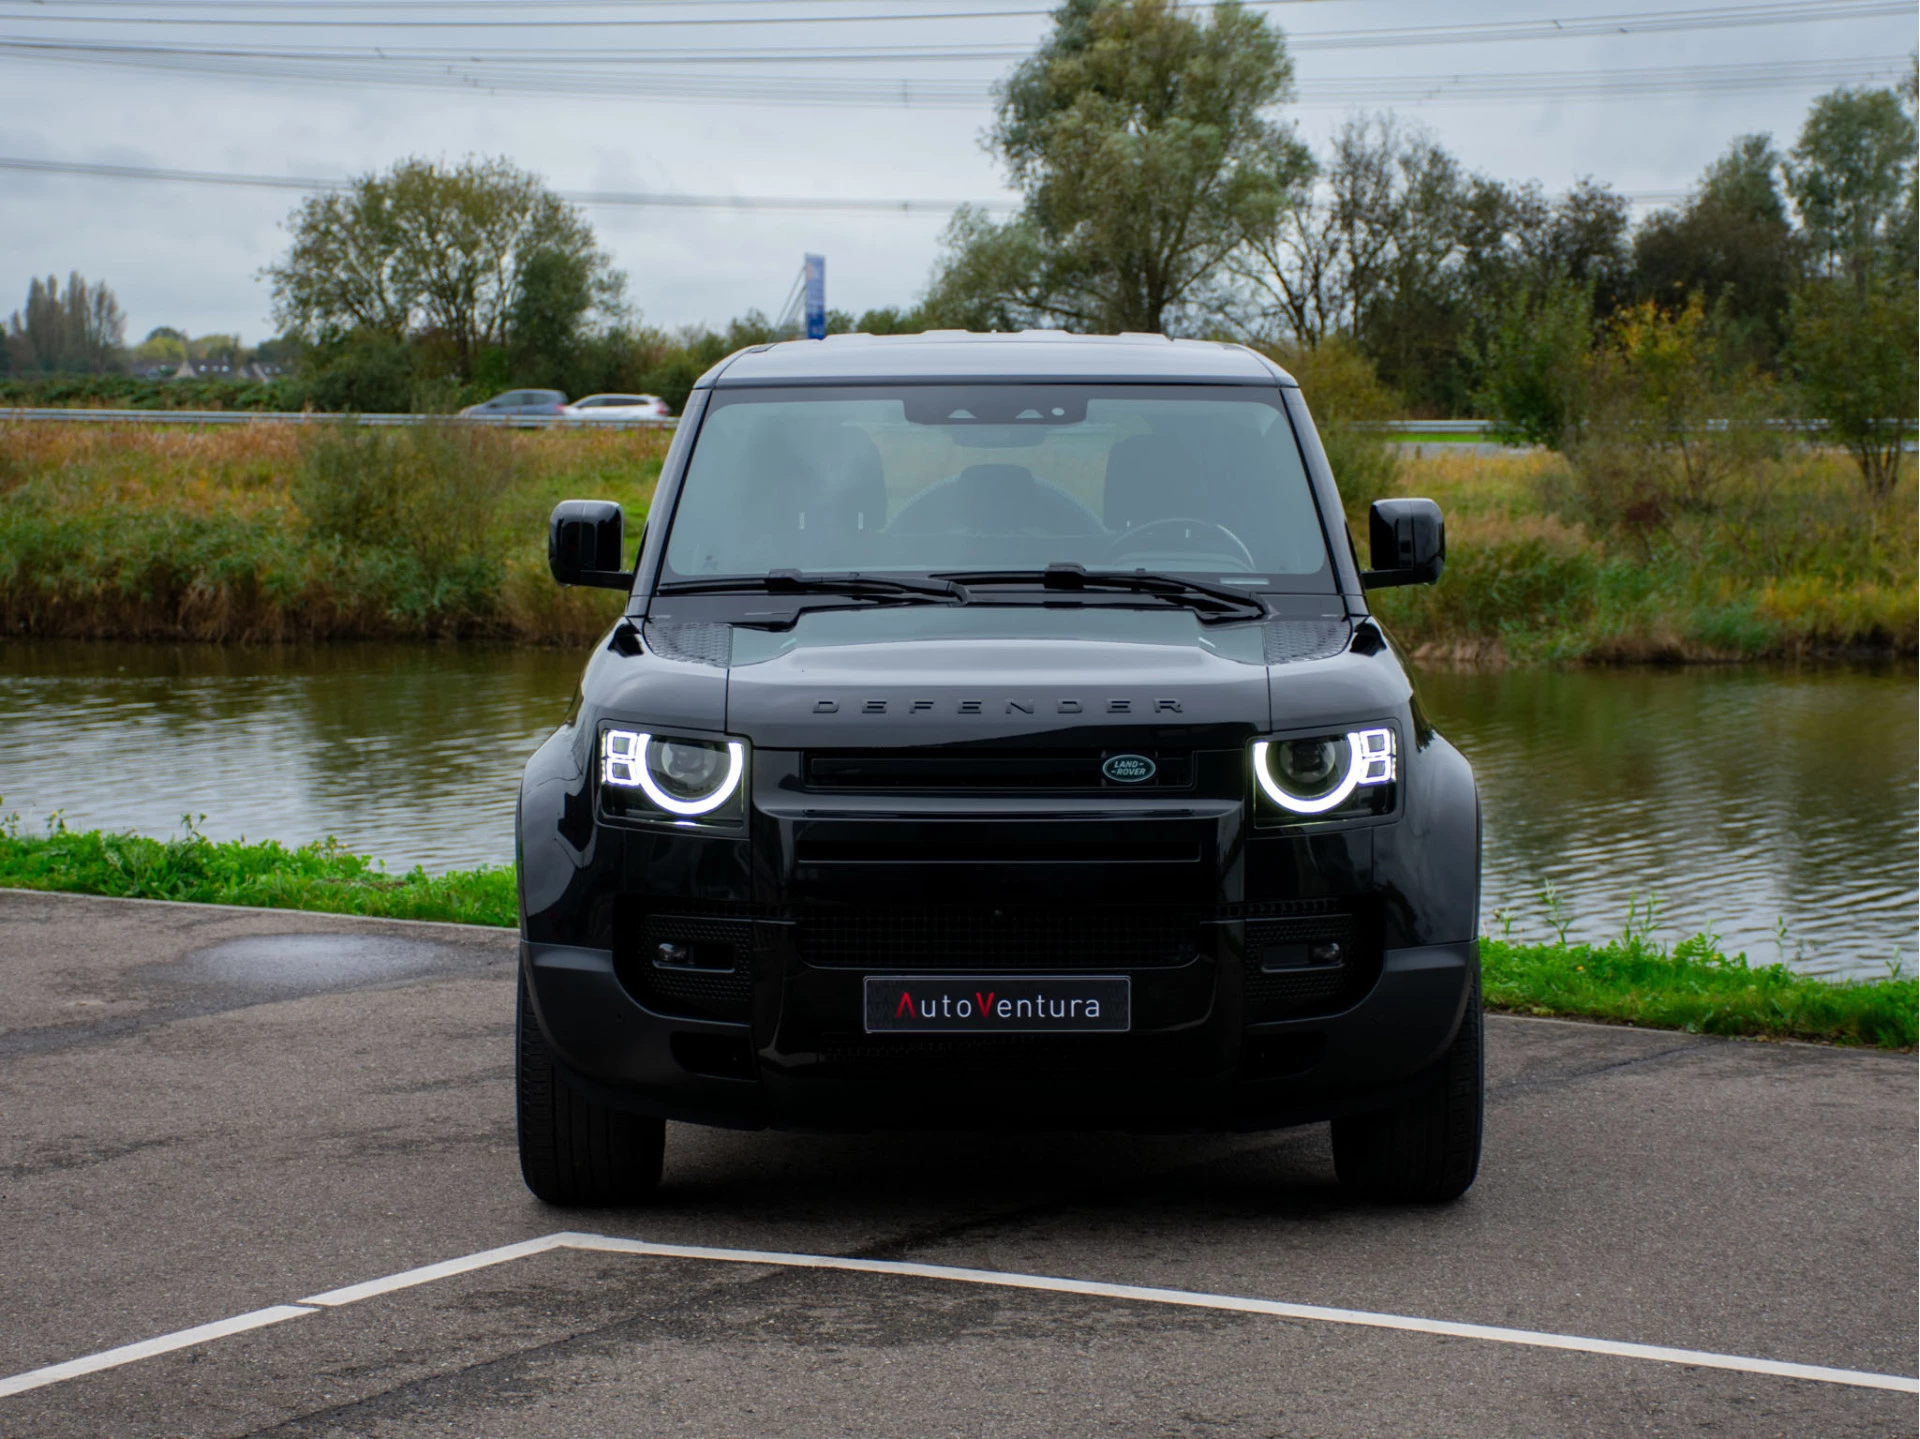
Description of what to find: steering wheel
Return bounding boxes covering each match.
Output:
[1107,517,1256,570]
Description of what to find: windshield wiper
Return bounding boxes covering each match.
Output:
[657,570,970,604]
[932,563,1268,622]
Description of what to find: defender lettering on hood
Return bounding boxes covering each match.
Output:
[810,697,1184,715]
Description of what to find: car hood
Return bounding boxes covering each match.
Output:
[725,633,1271,747]
[591,606,1412,749]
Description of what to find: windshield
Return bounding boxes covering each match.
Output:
[661,384,1333,590]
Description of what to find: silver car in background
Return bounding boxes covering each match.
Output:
[566,393,673,421]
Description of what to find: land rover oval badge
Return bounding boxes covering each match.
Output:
[1102,753,1157,784]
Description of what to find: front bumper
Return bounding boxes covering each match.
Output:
[521,934,1475,1133]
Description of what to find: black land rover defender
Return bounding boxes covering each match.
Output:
[517,332,1481,1206]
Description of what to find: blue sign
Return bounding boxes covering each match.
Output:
[803,253,826,340]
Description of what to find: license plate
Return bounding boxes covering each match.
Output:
[864,975,1130,1034]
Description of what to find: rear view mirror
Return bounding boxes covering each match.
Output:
[548,500,634,589]
[1362,498,1445,589]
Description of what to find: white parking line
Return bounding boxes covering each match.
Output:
[0,1306,317,1399]
[2,1234,1914,1400]
[300,1234,571,1307]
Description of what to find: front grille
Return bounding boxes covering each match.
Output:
[796,833,1200,866]
[803,749,1193,793]
[1243,912,1373,1022]
[808,1032,1176,1081]
[616,914,754,1022]
[795,905,1204,970]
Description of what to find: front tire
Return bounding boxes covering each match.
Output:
[517,972,665,1206]
[1332,978,1483,1203]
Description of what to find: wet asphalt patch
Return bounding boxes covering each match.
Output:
[0,910,511,1060]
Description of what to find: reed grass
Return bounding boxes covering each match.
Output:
[0,420,668,642]
[1364,449,1917,663]
[1,423,1911,659]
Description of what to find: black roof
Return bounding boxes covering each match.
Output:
[698,331,1296,388]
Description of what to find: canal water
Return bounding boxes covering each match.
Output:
[0,641,1910,979]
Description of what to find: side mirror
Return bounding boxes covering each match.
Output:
[548,500,634,589]
[1362,498,1445,589]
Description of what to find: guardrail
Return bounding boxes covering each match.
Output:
[1364,420,1496,434]
[0,408,680,429]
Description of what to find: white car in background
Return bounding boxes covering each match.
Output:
[565,393,672,421]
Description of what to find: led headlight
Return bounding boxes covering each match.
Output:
[1252,727,1396,816]
[602,729,746,817]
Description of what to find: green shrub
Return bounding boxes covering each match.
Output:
[0,374,299,411]
[1788,279,1918,500]
[1565,297,1780,540]
[296,331,419,414]
[1472,277,1595,449]
[1261,336,1402,516]
[288,422,521,627]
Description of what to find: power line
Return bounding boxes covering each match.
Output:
[1307,56,1905,104]
[0,152,1700,207]
[0,154,1019,212]
[0,0,1362,9]
[0,28,1905,68]
[0,3,1066,25]
[0,37,1898,107]
[8,37,1038,63]
[1291,0,1914,50]
[0,0,1363,7]
[0,0,1904,40]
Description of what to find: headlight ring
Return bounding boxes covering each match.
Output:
[602,729,746,816]
[1252,727,1396,815]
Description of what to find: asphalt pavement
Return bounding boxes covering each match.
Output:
[0,888,1913,1438]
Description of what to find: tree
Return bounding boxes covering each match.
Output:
[266,156,626,378]
[1471,276,1595,449]
[4,272,125,374]
[936,0,1309,334]
[1784,85,1917,295]
[132,328,188,370]
[1261,333,1401,512]
[506,246,599,386]
[1788,281,1917,500]
[1234,115,1629,413]
[1234,114,1459,351]
[1633,134,1800,363]
[919,206,1058,331]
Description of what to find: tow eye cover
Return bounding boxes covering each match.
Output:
[1102,753,1157,784]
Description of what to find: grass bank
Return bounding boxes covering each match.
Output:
[0,420,666,642]
[1,422,1912,659]
[1482,935,1913,1049]
[2,821,1910,1049]
[1362,449,1916,663]
[0,820,517,926]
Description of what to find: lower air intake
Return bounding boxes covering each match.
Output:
[616,914,755,1022]
[795,905,1205,971]
[1243,912,1374,1022]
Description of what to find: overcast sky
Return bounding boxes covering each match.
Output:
[1,0,1911,343]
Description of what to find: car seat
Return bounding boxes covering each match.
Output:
[749,422,888,568]
[1102,425,1289,563]
[888,463,1102,537]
